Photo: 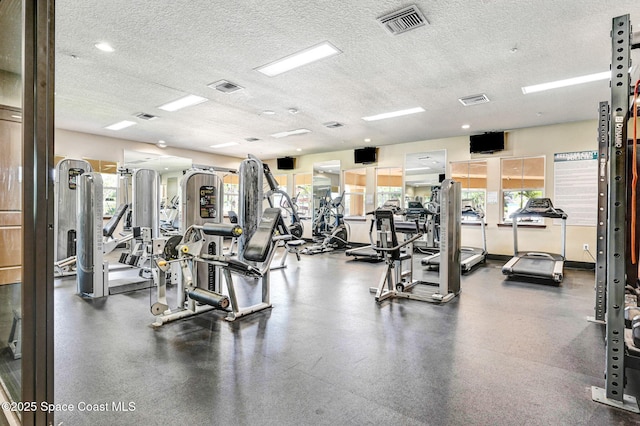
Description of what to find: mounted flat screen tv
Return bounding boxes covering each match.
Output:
[277,157,295,170]
[354,147,377,164]
[470,132,505,153]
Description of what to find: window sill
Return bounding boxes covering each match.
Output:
[344,216,366,222]
[497,223,546,229]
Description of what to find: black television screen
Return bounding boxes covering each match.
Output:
[277,157,295,170]
[354,147,377,164]
[470,132,505,153]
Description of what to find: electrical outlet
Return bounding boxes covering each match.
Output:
[583,243,589,251]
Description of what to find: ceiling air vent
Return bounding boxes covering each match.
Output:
[244,137,260,142]
[323,121,344,128]
[207,80,244,94]
[134,112,158,120]
[458,94,490,107]
[377,5,428,35]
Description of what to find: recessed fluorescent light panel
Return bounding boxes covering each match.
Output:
[521,71,610,94]
[105,120,136,131]
[210,142,239,149]
[271,128,311,138]
[362,107,425,122]
[158,94,208,112]
[256,42,341,77]
[94,42,114,52]
[406,167,431,171]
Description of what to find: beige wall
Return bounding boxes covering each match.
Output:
[267,119,602,262]
[55,128,242,169]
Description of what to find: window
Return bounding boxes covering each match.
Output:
[376,167,403,208]
[222,173,239,215]
[343,168,367,218]
[293,173,312,219]
[451,160,487,222]
[101,173,118,217]
[501,156,545,223]
[83,158,119,217]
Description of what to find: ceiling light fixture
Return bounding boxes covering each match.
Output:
[521,71,610,94]
[157,140,167,148]
[362,107,425,121]
[210,142,239,148]
[406,167,431,171]
[296,148,302,152]
[364,138,371,142]
[261,110,276,115]
[105,120,136,131]
[271,128,311,138]
[94,42,114,52]
[158,94,208,112]
[461,124,470,129]
[256,41,341,77]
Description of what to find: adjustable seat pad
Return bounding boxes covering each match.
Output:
[244,208,282,263]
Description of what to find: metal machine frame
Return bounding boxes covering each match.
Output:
[591,14,640,413]
[588,101,610,324]
[76,172,109,298]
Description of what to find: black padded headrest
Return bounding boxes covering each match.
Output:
[243,208,281,263]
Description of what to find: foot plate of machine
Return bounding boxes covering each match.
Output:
[591,386,640,413]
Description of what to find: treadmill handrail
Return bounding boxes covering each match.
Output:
[510,207,567,219]
[521,251,556,260]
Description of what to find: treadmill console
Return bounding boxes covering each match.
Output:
[524,198,553,213]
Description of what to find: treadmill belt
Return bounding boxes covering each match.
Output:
[424,251,478,267]
[512,257,555,276]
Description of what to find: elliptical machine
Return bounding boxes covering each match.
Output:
[302,190,349,255]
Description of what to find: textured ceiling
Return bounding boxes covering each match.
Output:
[54,1,640,160]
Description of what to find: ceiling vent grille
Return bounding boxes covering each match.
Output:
[208,80,244,94]
[377,5,428,35]
[323,121,344,128]
[134,112,158,120]
[244,137,260,142]
[458,94,490,107]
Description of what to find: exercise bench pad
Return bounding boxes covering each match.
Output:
[244,208,281,263]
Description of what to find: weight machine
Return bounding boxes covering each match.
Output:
[591,14,640,413]
[151,186,286,325]
[75,169,159,297]
[371,179,461,304]
[54,158,92,274]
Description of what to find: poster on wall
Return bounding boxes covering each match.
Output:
[553,151,597,226]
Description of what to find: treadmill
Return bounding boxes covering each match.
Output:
[501,198,567,283]
[421,202,487,273]
[345,213,384,261]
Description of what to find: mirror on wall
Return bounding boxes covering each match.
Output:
[404,150,447,206]
[312,160,340,223]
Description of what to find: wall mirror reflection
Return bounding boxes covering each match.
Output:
[312,160,341,227]
[404,150,447,207]
[343,168,366,218]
